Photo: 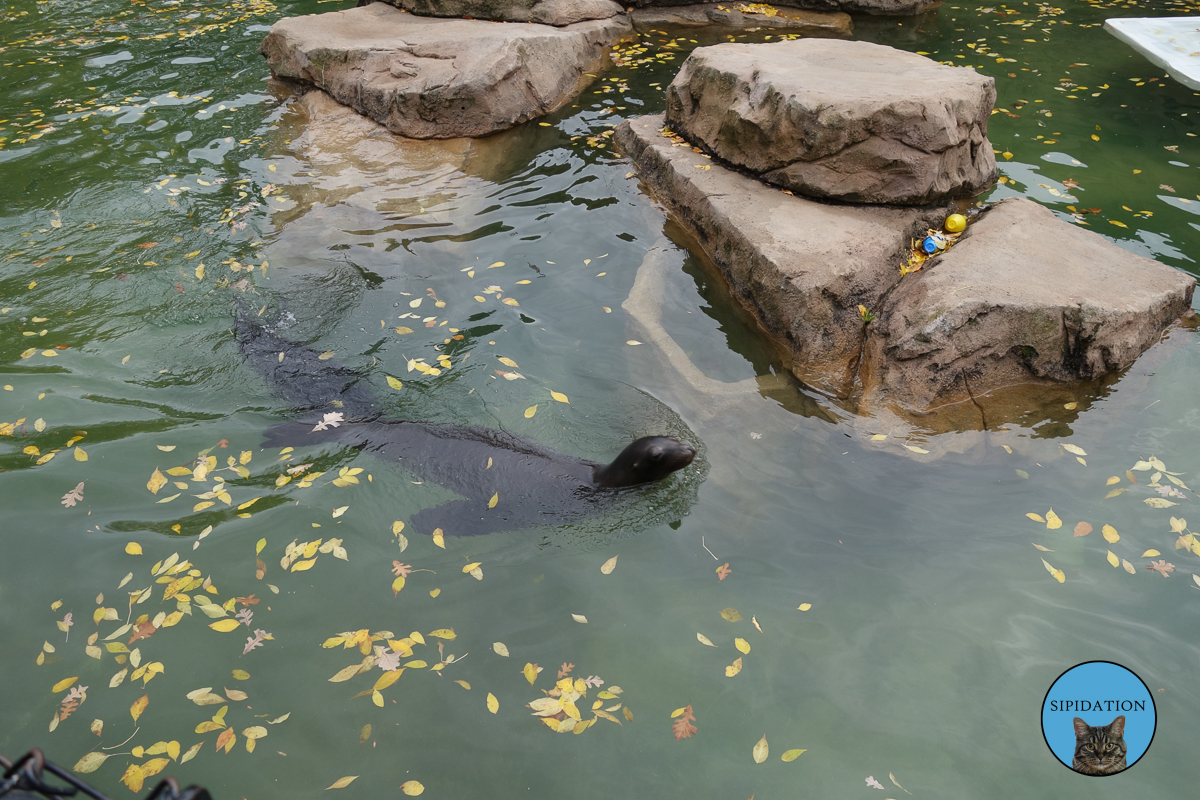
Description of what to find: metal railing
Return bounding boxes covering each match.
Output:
[0,750,210,800]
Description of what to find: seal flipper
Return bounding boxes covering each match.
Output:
[410,500,538,538]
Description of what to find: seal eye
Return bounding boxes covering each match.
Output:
[648,446,664,461]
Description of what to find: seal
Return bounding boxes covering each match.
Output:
[235,307,697,536]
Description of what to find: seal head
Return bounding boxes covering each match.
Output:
[592,436,697,488]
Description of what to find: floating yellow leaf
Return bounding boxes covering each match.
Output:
[51,675,78,693]
[524,405,537,418]
[209,619,241,633]
[523,663,539,685]
[493,642,510,657]
[125,542,142,556]
[498,357,519,368]
[488,493,498,509]
[782,748,806,762]
[432,529,445,549]
[1062,443,1087,456]
[386,376,403,391]
[400,780,424,796]
[328,664,361,683]
[146,468,167,495]
[130,694,149,722]
[752,734,769,763]
[725,657,743,677]
[550,390,569,404]
[1026,512,1045,523]
[1145,498,1178,508]
[487,693,499,713]
[697,633,716,647]
[1102,524,1119,543]
[1106,476,1121,486]
[1032,543,1052,552]
[1141,549,1161,558]
[391,576,405,595]
[332,506,348,518]
[734,637,751,654]
[1041,558,1065,583]
[73,752,109,774]
[1045,510,1062,529]
[571,614,588,624]
[1123,559,1136,574]
[74,446,88,461]
[326,776,358,790]
[798,603,812,611]
[1107,550,1120,568]
[720,608,743,622]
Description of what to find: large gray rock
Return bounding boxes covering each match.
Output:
[860,198,1197,410]
[616,114,1196,413]
[629,3,851,34]
[615,114,943,398]
[259,4,631,139]
[386,0,623,26]
[665,40,998,205]
[628,0,938,17]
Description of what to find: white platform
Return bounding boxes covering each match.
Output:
[1106,17,1200,91]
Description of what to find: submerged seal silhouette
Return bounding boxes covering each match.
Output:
[234,306,698,537]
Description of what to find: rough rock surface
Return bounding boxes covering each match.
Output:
[616,114,1196,412]
[628,0,938,17]
[615,114,943,397]
[259,4,631,139]
[665,39,998,205]
[861,198,1197,410]
[629,4,850,34]
[386,0,623,26]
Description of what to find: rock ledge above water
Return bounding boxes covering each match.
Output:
[259,4,631,139]
[665,39,998,206]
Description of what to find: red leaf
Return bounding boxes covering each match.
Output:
[716,563,732,581]
[672,705,697,741]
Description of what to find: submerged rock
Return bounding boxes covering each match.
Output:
[629,3,851,34]
[259,4,631,139]
[664,39,998,206]
[386,0,624,26]
[861,198,1197,410]
[616,114,1197,414]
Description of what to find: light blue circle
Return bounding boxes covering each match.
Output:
[1041,661,1156,771]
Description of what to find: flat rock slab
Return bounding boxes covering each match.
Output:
[629,4,851,34]
[615,114,943,397]
[629,0,937,16]
[387,0,623,26]
[260,4,631,139]
[862,198,1197,410]
[665,39,998,205]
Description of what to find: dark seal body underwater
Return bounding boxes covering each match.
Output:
[235,309,697,537]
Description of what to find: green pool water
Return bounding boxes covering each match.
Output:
[2,1,1199,797]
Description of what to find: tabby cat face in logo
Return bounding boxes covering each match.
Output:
[1071,715,1127,776]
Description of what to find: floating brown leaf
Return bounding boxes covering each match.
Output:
[671,705,697,740]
